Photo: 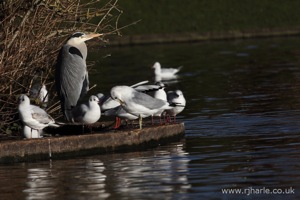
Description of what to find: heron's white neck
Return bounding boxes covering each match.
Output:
[67,38,88,60]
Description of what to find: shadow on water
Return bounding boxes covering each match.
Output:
[1,37,300,199]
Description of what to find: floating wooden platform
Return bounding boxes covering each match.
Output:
[0,122,185,163]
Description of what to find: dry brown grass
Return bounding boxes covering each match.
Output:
[0,0,122,134]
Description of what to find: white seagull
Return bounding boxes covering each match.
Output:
[152,62,182,80]
[110,86,174,129]
[166,90,186,122]
[97,80,163,112]
[72,95,101,124]
[97,80,164,129]
[18,94,59,135]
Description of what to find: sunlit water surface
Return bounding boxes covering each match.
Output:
[1,37,300,199]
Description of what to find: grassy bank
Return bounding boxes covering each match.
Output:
[110,0,300,44]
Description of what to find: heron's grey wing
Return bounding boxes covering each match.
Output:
[56,44,88,120]
[31,106,53,124]
[132,91,167,110]
[80,72,89,100]
[72,103,88,120]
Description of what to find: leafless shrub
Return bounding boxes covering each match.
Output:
[0,0,122,134]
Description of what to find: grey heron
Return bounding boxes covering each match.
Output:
[55,32,101,121]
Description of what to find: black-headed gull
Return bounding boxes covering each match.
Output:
[110,86,174,129]
[98,80,164,112]
[72,95,101,124]
[166,90,186,122]
[152,62,182,80]
[97,80,164,129]
[18,94,59,135]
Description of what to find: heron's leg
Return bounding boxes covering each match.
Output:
[139,115,142,129]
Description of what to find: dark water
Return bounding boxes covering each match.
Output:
[1,37,300,199]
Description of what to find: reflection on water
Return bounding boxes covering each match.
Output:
[1,37,300,199]
[108,143,190,199]
[0,143,189,200]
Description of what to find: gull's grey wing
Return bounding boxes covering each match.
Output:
[134,84,163,93]
[101,97,120,111]
[56,44,88,120]
[31,106,53,124]
[132,91,167,110]
[130,80,149,88]
[161,66,182,74]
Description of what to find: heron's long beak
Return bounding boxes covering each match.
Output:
[83,33,102,41]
